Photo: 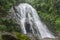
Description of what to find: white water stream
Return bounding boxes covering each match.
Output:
[9,3,55,39]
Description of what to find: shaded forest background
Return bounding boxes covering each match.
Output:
[26,0,60,35]
[0,0,60,38]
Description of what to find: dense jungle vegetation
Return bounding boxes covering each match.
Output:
[0,0,60,40]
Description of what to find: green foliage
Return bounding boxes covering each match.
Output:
[0,18,19,32]
[54,18,60,32]
[0,0,19,16]
[0,25,7,31]
[55,18,60,25]
[0,0,17,11]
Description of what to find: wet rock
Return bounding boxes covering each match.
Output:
[2,34,18,40]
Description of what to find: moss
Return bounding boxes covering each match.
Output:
[1,32,30,40]
[16,32,30,40]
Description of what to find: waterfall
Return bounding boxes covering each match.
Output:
[9,3,55,38]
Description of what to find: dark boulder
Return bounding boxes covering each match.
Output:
[2,34,18,40]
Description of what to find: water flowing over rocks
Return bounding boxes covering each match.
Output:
[9,3,56,40]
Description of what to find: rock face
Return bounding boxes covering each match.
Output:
[40,38,59,40]
[0,32,30,40]
[2,34,17,40]
[27,33,36,40]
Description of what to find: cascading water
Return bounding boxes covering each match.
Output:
[9,3,55,39]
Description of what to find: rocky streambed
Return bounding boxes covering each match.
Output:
[0,32,60,40]
[26,33,60,40]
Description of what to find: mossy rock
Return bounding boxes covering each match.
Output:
[16,32,30,40]
[2,34,17,40]
[1,32,30,40]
